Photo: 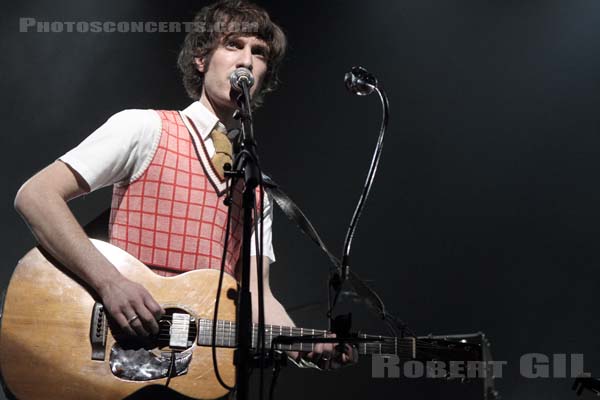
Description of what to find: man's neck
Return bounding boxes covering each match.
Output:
[199,96,237,128]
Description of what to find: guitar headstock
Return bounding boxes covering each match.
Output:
[416,332,499,400]
[415,334,483,363]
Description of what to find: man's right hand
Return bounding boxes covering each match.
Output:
[98,276,165,337]
[15,161,165,338]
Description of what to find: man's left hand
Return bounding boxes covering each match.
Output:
[300,333,358,370]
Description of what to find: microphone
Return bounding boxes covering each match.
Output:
[344,66,378,96]
[229,67,255,92]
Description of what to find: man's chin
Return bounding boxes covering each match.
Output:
[228,89,243,106]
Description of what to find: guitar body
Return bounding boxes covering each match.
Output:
[0,240,236,400]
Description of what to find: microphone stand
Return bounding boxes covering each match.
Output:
[230,79,259,400]
[328,67,390,332]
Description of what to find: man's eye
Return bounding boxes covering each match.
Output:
[253,49,268,58]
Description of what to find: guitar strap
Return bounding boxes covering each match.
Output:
[260,175,396,325]
[259,174,342,271]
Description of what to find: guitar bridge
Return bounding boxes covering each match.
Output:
[89,302,107,361]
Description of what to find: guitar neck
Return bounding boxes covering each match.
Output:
[196,319,421,358]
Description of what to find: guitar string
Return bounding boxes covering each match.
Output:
[155,334,474,355]
[157,319,477,351]
[162,316,475,351]
[153,318,478,354]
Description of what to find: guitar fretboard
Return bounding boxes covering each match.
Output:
[196,319,421,358]
[197,319,328,353]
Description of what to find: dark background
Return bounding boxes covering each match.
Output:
[2,1,600,399]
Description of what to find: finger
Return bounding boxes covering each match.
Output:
[326,333,338,354]
[143,293,165,320]
[123,306,150,337]
[322,343,336,353]
[129,317,150,337]
[336,344,357,366]
[311,348,323,364]
[134,304,160,335]
[113,312,136,336]
[319,351,333,370]
[312,342,324,358]
[129,318,150,337]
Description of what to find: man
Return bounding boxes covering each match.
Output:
[14,0,352,378]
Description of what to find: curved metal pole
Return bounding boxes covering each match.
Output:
[340,85,390,281]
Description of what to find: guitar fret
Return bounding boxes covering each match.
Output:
[312,329,315,352]
[361,334,366,355]
[286,326,291,351]
[227,321,231,347]
[379,335,382,354]
[221,320,224,347]
[295,329,298,352]
[217,320,220,345]
[268,326,272,349]
[218,320,221,346]
[215,320,219,346]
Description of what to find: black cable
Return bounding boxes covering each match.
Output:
[165,351,176,387]
[252,158,266,400]
[211,174,238,392]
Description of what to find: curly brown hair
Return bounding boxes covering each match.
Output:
[177,0,287,108]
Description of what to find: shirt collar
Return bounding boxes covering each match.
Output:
[181,101,219,141]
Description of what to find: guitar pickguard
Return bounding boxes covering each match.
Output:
[108,309,198,381]
[109,344,192,381]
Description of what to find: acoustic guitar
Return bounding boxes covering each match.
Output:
[0,240,483,400]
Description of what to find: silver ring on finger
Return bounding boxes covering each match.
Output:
[127,314,139,324]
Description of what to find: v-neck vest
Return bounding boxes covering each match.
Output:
[108,110,245,277]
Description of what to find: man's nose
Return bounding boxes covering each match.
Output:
[236,46,253,71]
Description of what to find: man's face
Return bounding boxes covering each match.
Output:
[196,35,269,112]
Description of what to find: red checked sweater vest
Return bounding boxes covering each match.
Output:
[108,110,245,277]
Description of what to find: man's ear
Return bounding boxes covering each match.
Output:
[194,56,205,73]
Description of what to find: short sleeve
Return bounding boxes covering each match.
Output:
[59,109,161,192]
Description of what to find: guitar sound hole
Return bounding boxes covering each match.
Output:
[156,308,197,350]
